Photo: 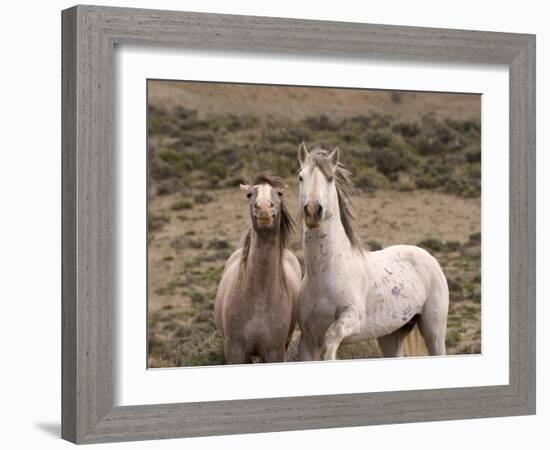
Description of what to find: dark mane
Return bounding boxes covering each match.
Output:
[241,171,295,261]
[307,147,363,250]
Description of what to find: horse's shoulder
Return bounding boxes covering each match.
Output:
[283,249,302,280]
[223,248,243,271]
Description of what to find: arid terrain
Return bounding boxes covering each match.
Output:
[147,81,481,367]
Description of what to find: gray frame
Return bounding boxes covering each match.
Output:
[62,4,536,444]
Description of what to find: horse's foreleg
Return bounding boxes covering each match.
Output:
[323,309,361,360]
[263,346,286,363]
[224,339,251,364]
[298,331,322,361]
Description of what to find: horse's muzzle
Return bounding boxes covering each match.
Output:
[304,202,323,228]
[254,209,275,228]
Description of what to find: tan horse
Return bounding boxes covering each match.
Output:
[215,172,302,363]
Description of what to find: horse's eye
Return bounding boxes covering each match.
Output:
[278,191,283,197]
[298,175,303,182]
[246,192,252,198]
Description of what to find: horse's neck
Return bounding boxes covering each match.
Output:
[244,228,283,284]
[303,216,353,274]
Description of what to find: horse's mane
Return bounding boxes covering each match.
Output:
[241,171,295,262]
[307,147,363,250]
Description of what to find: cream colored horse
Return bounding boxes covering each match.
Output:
[215,172,301,363]
[296,144,449,361]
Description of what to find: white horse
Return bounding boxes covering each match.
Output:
[296,144,449,361]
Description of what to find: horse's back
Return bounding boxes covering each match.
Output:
[214,248,242,337]
[358,244,448,335]
[370,244,449,309]
[371,244,445,283]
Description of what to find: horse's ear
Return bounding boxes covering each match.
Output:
[239,184,251,194]
[329,147,340,168]
[298,142,309,167]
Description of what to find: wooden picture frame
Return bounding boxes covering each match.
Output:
[61,5,536,444]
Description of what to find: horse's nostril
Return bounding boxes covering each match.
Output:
[317,204,323,218]
[304,202,323,219]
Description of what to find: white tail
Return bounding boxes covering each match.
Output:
[403,324,428,356]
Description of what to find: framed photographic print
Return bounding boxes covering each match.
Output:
[62,5,536,444]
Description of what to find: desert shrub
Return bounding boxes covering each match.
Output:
[194,192,214,204]
[366,130,392,148]
[148,214,170,232]
[446,329,462,347]
[177,130,216,148]
[355,167,389,191]
[205,113,257,132]
[338,132,361,144]
[207,238,230,250]
[149,158,181,181]
[414,134,443,156]
[158,149,182,164]
[206,161,228,179]
[347,115,371,131]
[250,150,295,178]
[372,147,407,176]
[469,232,481,244]
[418,238,445,252]
[265,125,313,145]
[465,147,481,163]
[415,173,442,190]
[174,107,203,131]
[186,239,203,249]
[156,178,182,195]
[446,118,481,134]
[447,277,463,294]
[366,240,382,251]
[411,114,466,156]
[443,177,467,196]
[445,240,461,252]
[171,199,193,211]
[303,115,337,131]
[180,333,225,366]
[392,121,420,138]
[396,173,416,191]
[418,238,460,253]
[368,113,393,129]
[465,162,481,179]
[190,291,206,305]
[148,114,166,136]
[223,176,246,188]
